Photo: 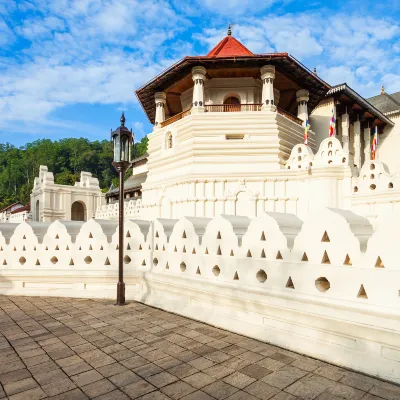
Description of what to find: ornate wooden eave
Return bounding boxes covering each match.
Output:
[135,53,330,124]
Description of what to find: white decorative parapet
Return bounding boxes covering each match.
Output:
[95,199,143,220]
[0,209,400,383]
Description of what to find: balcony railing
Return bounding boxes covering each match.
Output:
[160,109,191,128]
[205,104,262,112]
[160,104,303,128]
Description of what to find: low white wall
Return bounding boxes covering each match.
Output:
[0,209,399,384]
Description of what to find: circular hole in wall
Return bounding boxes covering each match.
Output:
[370,184,376,190]
[50,256,58,264]
[153,257,158,266]
[389,182,394,189]
[180,262,186,272]
[370,174,375,179]
[298,147,302,153]
[354,186,358,193]
[84,256,92,264]
[124,255,131,264]
[212,265,220,276]
[315,277,330,292]
[19,257,26,265]
[370,163,375,170]
[342,157,346,163]
[256,269,267,283]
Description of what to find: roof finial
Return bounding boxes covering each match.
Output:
[313,67,317,75]
[120,111,126,126]
[381,85,385,95]
[227,24,232,36]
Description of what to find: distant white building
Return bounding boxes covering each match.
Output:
[31,166,105,222]
[0,202,31,223]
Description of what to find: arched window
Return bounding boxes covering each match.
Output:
[35,200,40,222]
[71,201,86,221]
[223,96,240,112]
[166,132,173,149]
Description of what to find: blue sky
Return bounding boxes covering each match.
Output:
[1,0,400,147]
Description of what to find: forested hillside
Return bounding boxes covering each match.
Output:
[0,136,148,209]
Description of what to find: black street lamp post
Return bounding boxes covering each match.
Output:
[111,112,133,305]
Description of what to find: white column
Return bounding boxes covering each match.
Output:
[341,111,350,152]
[261,65,276,111]
[191,66,206,113]
[154,92,166,128]
[353,119,361,168]
[296,89,309,126]
[364,126,371,161]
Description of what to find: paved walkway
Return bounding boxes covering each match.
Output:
[0,296,398,400]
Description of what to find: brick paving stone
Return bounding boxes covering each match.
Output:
[4,377,38,396]
[183,372,216,389]
[202,380,239,399]
[123,379,157,398]
[244,381,281,400]
[1,296,398,400]
[223,371,256,389]
[161,381,196,399]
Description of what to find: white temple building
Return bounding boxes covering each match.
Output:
[96,30,400,225]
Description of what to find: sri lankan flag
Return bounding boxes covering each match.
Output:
[372,126,378,160]
[329,108,335,137]
[304,119,310,146]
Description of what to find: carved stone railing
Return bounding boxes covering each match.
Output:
[277,107,303,125]
[205,104,262,112]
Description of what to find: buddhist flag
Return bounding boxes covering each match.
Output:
[372,126,378,160]
[304,119,310,145]
[329,108,335,137]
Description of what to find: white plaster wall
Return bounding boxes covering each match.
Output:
[1,210,400,383]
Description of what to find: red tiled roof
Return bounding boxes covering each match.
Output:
[11,205,30,214]
[206,35,253,58]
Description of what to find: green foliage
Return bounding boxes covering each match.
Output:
[0,136,149,208]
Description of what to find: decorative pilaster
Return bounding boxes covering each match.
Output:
[364,126,371,161]
[296,89,309,126]
[353,119,361,168]
[154,92,166,128]
[341,111,350,153]
[191,66,207,113]
[261,65,276,111]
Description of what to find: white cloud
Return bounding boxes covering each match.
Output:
[0,18,15,46]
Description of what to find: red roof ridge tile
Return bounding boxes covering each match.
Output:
[206,35,253,58]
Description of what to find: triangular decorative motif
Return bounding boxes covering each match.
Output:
[217,246,222,255]
[321,231,330,242]
[183,246,186,253]
[13,247,16,251]
[126,231,131,238]
[276,251,283,260]
[261,231,266,241]
[247,250,252,258]
[182,231,187,239]
[166,262,169,269]
[104,257,110,265]
[375,256,384,268]
[89,244,92,250]
[127,243,131,250]
[174,246,177,252]
[196,266,201,275]
[156,231,159,238]
[69,258,74,265]
[149,245,151,250]
[321,250,330,264]
[162,245,165,251]
[142,259,146,266]
[55,245,59,250]
[343,254,352,266]
[286,277,295,289]
[34,246,36,251]
[230,249,234,256]
[233,271,239,280]
[55,234,59,239]
[357,284,368,299]
[301,252,308,262]
[2,260,6,265]
[192,248,196,254]
[261,249,266,258]
[66,245,69,250]
[89,232,93,238]
[23,235,26,239]
[217,231,222,239]
[139,244,142,250]
[205,247,209,254]
[155,244,158,250]
[22,245,26,251]
[35,259,40,265]
[45,246,48,251]
[100,245,103,250]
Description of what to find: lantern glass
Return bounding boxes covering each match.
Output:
[113,135,121,163]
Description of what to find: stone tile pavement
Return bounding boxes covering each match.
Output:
[0,296,399,400]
